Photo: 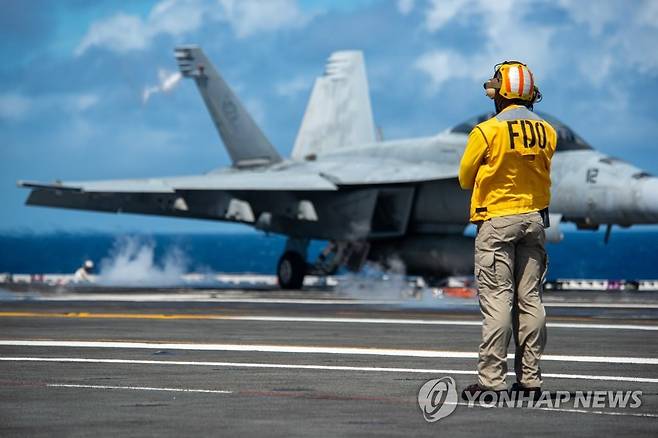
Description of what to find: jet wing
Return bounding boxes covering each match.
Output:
[19,169,337,194]
[18,169,338,226]
[19,179,174,193]
[313,158,457,185]
[19,159,458,240]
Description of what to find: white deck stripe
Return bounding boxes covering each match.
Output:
[47,383,232,394]
[25,294,658,309]
[544,302,658,309]
[546,322,658,331]
[1,357,657,383]
[214,315,658,331]
[1,340,656,365]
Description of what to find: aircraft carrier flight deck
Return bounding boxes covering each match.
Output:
[1,278,657,437]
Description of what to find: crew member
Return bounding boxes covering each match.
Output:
[458,61,557,398]
[73,260,95,283]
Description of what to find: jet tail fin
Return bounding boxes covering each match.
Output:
[175,46,281,168]
[292,51,376,160]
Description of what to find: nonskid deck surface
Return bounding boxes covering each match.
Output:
[1,283,657,437]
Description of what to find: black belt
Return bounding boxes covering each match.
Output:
[539,207,550,228]
[474,207,550,227]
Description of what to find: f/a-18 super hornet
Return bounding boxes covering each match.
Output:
[19,46,658,288]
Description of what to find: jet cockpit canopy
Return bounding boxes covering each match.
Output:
[450,111,592,151]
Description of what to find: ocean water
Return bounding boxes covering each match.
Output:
[0,231,656,280]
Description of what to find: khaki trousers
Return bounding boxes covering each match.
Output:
[474,211,548,390]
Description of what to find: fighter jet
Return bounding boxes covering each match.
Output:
[18,46,658,288]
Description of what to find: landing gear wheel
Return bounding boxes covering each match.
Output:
[277,251,306,290]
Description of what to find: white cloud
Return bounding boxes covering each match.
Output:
[557,0,658,80]
[220,0,309,38]
[0,92,100,123]
[275,75,311,97]
[0,94,32,121]
[610,11,658,74]
[637,0,658,28]
[75,13,149,55]
[76,0,311,56]
[556,0,621,36]
[414,50,482,90]
[576,53,613,87]
[73,94,100,112]
[46,93,101,114]
[412,0,658,94]
[423,0,468,32]
[76,0,209,56]
[397,0,415,15]
[409,0,658,157]
[414,0,554,92]
[150,0,208,37]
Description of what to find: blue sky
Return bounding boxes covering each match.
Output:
[2,0,657,233]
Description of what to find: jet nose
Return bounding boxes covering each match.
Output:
[636,177,658,222]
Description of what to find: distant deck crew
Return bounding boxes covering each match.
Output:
[458,61,557,400]
[73,260,95,283]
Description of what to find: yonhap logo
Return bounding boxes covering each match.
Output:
[417,377,458,422]
[417,376,643,422]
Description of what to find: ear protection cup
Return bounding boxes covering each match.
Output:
[483,77,501,99]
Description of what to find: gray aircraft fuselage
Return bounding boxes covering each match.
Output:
[314,131,658,228]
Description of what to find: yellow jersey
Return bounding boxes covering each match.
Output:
[458,105,557,222]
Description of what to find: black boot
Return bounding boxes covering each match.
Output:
[510,382,542,401]
[461,383,505,402]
